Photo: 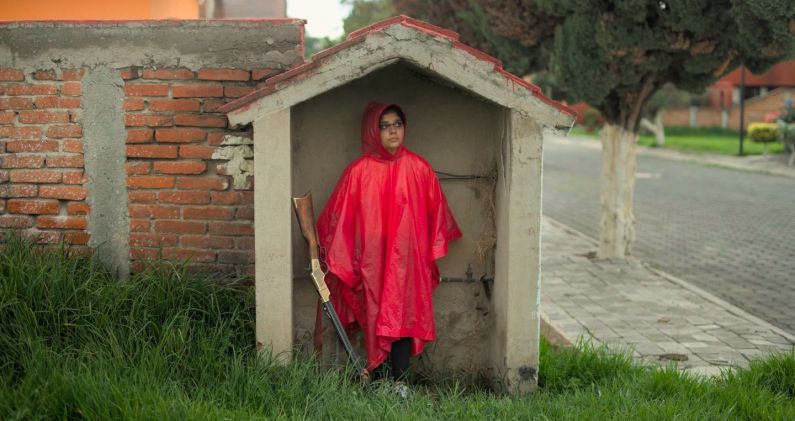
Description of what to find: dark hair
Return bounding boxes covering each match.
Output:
[380,105,405,123]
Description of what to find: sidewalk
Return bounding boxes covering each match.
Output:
[556,134,795,179]
[540,216,795,377]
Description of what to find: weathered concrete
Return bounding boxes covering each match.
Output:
[491,111,544,394]
[82,67,129,278]
[0,20,303,71]
[253,109,293,362]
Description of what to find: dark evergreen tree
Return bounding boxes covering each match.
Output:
[395,0,795,257]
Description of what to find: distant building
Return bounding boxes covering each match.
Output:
[0,0,285,20]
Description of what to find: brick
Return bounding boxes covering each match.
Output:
[128,191,157,204]
[142,68,195,80]
[159,191,210,204]
[202,99,229,112]
[7,199,59,214]
[62,171,86,184]
[183,206,234,220]
[241,192,254,203]
[63,231,90,245]
[67,202,90,215]
[128,204,180,219]
[224,86,256,98]
[178,145,215,159]
[0,111,15,124]
[124,84,169,97]
[29,231,61,244]
[47,124,82,138]
[0,170,7,183]
[252,68,281,81]
[218,250,254,264]
[208,222,253,236]
[155,220,206,234]
[198,68,249,81]
[46,154,84,168]
[180,235,234,249]
[127,176,175,189]
[153,161,206,175]
[130,248,158,260]
[163,248,217,263]
[148,99,201,112]
[2,185,37,198]
[125,161,151,175]
[0,215,32,228]
[130,233,178,247]
[127,129,154,143]
[210,191,241,205]
[236,207,254,221]
[62,69,85,81]
[175,176,228,190]
[130,218,151,232]
[32,69,57,80]
[36,216,87,230]
[2,155,44,168]
[126,145,178,158]
[174,114,227,128]
[206,132,225,145]
[34,96,80,109]
[154,128,205,142]
[0,68,25,81]
[40,185,87,200]
[0,84,57,96]
[0,126,42,138]
[236,237,254,250]
[62,139,83,153]
[5,140,59,153]
[172,84,224,98]
[0,97,34,110]
[124,114,173,127]
[119,68,141,80]
[10,169,61,183]
[61,82,81,96]
[18,111,70,124]
[124,98,145,111]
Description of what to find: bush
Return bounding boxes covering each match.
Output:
[582,109,601,132]
[747,123,779,144]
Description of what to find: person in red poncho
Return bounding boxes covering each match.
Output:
[316,102,462,382]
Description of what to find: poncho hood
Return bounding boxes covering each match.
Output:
[361,102,406,161]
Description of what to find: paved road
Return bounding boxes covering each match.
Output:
[542,137,795,334]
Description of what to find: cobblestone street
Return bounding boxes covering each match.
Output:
[543,136,795,334]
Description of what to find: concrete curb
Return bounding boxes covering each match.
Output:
[551,135,795,180]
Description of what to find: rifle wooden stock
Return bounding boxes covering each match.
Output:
[293,192,320,261]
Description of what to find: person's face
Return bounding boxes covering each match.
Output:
[379,111,404,155]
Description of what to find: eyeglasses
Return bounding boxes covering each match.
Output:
[379,121,404,131]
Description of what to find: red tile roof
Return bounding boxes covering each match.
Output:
[221,15,575,118]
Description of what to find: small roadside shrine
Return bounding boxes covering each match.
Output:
[222,16,575,393]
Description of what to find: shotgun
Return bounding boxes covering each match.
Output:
[292,192,369,380]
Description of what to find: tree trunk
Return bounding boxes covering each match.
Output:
[598,123,638,259]
[640,110,665,146]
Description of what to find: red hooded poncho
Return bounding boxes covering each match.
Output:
[316,102,462,370]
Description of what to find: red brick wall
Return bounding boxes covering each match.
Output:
[122,66,275,275]
[1,65,281,276]
[0,67,90,249]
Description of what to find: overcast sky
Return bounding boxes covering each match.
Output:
[287,0,351,39]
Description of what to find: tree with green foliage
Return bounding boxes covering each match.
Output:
[395,0,795,258]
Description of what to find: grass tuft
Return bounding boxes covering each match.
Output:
[2,233,794,419]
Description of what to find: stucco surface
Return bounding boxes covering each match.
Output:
[0,21,303,71]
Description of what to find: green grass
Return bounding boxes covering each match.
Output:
[2,235,795,420]
[572,126,787,156]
